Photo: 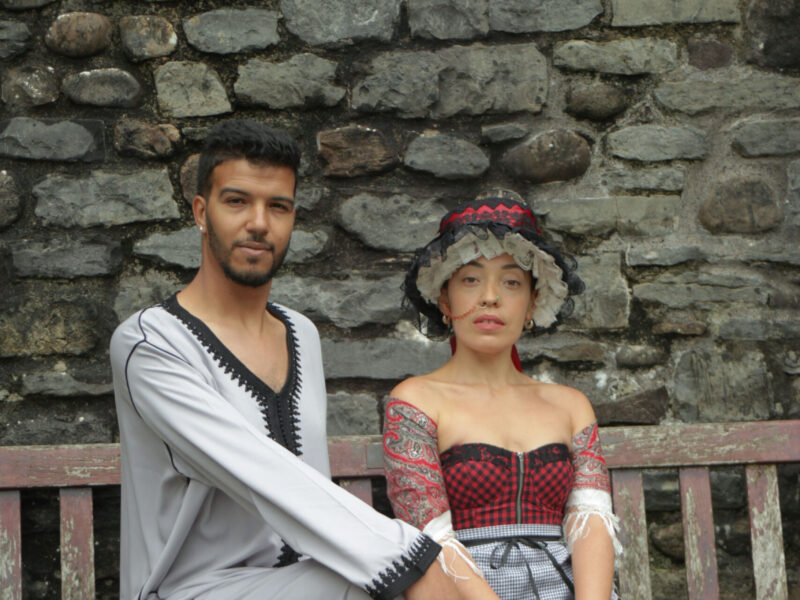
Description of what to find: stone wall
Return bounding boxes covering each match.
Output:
[1,0,799,598]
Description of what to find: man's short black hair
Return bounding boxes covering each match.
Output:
[197,119,301,198]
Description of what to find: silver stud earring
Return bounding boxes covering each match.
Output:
[198,225,204,232]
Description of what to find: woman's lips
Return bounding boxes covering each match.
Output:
[473,314,505,330]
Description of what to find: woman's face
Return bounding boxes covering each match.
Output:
[439,253,536,351]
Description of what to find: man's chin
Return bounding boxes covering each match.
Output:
[221,265,275,288]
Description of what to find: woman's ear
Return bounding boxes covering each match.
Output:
[526,289,539,321]
[438,285,450,316]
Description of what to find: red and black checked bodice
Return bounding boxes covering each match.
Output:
[440,442,573,530]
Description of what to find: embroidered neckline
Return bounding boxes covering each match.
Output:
[161,294,304,456]
[365,534,440,600]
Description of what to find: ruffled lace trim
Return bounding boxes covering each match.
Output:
[423,511,484,581]
[563,488,622,557]
[416,231,569,328]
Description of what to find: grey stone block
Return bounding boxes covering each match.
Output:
[271,273,406,328]
[13,239,122,278]
[114,271,183,322]
[236,55,344,109]
[281,0,401,46]
[321,336,450,379]
[0,118,104,162]
[500,129,590,183]
[34,169,178,227]
[602,166,686,192]
[516,332,609,363]
[114,119,181,159]
[62,68,142,108]
[337,193,442,251]
[489,0,602,32]
[537,196,681,237]
[21,372,112,397]
[353,43,547,118]
[155,62,231,118]
[731,118,800,157]
[567,252,630,330]
[326,391,380,435]
[183,8,279,54]
[654,67,800,115]
[607,125,708,161]
[611,0,739,26]
[408,0,489,40]
[286,228,329,263]
[554,39,678,75]
[404,133,488,179]
[673,345,771,422]
[134,227,200,269]
[699,178,781,234]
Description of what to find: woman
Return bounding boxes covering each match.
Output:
[383,189,621,600]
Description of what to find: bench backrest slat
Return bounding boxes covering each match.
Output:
[59,488,95,600]
[0,444,120,489]
[679,467,720,600]
[610,469,652,600]
[0,489,22,600]
[601,421,800,468]
[745,464,789,600]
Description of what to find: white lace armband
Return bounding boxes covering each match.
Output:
[423,511,485,581]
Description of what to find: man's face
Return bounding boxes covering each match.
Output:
[196,158,296,288]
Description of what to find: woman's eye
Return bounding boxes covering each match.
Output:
[505,279,521,287]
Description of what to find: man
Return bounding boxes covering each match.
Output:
[110,120,462,600]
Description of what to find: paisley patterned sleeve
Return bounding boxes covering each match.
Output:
[563,421,622,556]
[383,398,450,529]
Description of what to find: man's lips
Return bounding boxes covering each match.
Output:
[235,242,273,256]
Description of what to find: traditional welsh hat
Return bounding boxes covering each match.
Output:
[403,189,584,340]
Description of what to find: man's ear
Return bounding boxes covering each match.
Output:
[192,194,207,232]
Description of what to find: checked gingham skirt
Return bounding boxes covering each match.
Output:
[456,523,620,600]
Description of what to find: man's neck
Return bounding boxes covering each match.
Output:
[178,264,275,333]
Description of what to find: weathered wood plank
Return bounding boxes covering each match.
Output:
[611,470,652,600]
[327,435,384,479]
[746,464,789,600]
[679,467,719,600]
[0,444,120,489]
[601,420,800,468]
[0,490,22,600]
[336,478,374,506]
[59,488,95,600]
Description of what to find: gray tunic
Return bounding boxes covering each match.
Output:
[110,296,439,600]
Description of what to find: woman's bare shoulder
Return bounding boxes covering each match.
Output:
[533,381,597,433]
[389,375,442,421]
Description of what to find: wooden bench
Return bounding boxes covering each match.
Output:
[1,420,798,600]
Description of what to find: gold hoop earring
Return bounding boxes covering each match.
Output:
[524,318,534,330]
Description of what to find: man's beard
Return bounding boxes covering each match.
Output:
[205,217,288,288]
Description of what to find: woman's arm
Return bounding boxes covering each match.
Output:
[384,397,501,600]
[564,418,621,600]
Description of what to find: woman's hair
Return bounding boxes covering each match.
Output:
[197,119,301,198]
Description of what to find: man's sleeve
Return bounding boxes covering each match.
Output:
[118,335,440,599]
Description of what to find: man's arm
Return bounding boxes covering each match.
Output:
[113,327,439,600]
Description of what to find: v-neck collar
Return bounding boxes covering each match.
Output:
[162,294,304,456]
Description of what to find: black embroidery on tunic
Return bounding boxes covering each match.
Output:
[364,534,441,600]
[162,296,305,566]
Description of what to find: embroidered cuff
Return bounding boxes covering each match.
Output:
[365,534,441,600]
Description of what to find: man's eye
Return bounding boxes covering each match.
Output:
[226,197,244,204]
